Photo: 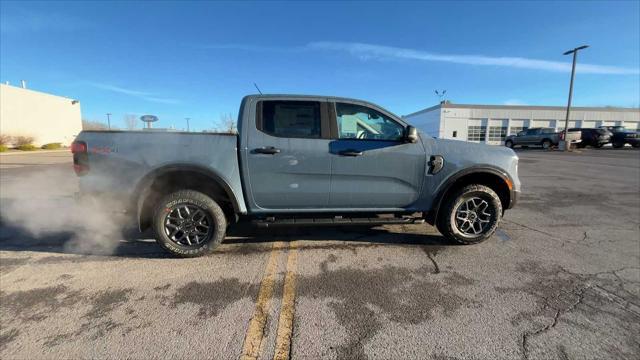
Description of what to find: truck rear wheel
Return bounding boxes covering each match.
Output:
[152,190,227,257]
[436,184,502,245]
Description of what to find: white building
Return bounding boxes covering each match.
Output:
[403,102,640,145]
[0,83,82,146]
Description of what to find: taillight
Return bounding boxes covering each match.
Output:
[559,132,565,140]
[71,141,89,175]
[71,141,87,153]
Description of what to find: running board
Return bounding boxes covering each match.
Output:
[253,216,425,228]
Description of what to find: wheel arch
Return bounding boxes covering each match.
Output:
[134,164,241,231]
[426,166,514,225]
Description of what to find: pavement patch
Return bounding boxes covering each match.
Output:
[0,285,83,322]
[172,279,256,318]
[296,264,476,359]
[0,329,19,351]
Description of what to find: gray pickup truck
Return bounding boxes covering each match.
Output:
[504,127,581,149]
[73,95,520,257]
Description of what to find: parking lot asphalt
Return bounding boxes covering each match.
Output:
[1,148,639,360]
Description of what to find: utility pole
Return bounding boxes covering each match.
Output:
[106,113,112,130]
[562,45,589,151]
[185,117,191,132]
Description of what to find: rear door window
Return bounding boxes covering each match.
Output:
[258,101,322,138]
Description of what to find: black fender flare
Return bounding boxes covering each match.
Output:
[426,165,516,224]
[133,164,242,230]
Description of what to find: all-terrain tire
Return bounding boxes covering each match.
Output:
[505,140,514,149]
[152,190,227,257]
[542,139,552,150]
[436,184,502,245]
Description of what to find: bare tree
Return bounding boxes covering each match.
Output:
[215,113,237,134]
[13,135,35,146]
[124,114,137,130]
[82,119,110,131]
[0,134,12,146]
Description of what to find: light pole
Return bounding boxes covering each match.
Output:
[185,117,191,132]
[106,113,112,130]
[562,45,589,151]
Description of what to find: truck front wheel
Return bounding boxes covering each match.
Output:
[152,190,227,257]
[436,184,502,245]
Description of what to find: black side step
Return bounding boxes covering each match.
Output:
[253,216,425,228]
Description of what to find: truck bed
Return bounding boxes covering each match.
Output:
[74,131,246,212]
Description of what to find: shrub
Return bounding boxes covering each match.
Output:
[41,142,62,150]
[13,136,35,146]
[0,134,11,146]
[0,145,8,152]
[17,144,38,151]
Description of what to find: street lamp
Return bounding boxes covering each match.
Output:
[106,113,112,130]
[185,117,191,132]
[561,45,589,151]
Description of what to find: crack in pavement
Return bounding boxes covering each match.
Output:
[521,286,589,360]
[504,220,577,243]
[501,261,640,360]
[426,251,440,274]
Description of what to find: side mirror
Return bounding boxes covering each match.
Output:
[405,126,418,143]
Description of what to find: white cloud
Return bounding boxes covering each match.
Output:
[89,83,180,104]
[503,99,527,106]
[307,42,640,75]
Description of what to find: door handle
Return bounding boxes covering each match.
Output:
[338,149,363,156]
[253,146,281,155]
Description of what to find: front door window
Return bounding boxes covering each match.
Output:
[335,103,404,141]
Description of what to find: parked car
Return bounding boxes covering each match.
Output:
[599,125,627,134]
[601,126,640,148]
[570,128,611,148]
[504,127,581,149]
[72,95,520,257]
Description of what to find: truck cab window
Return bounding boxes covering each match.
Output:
[335,103,404,141]
[259,101,321,138]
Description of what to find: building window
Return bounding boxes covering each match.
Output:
[488,126,508,141]
[467,126,486,142]
[452,131,457,138]
[509,126,527,135]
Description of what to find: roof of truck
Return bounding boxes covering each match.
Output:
[242,94,403,120]
[243,94,390,108]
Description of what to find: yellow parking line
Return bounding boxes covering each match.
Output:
[241,242,283,360]
[273,242,299,360]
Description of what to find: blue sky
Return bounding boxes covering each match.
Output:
[1,1,639,131]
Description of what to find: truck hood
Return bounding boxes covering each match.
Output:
[430,138,517,160]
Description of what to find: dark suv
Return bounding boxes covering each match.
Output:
[570,128,611,148]
[600,126,640,148]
